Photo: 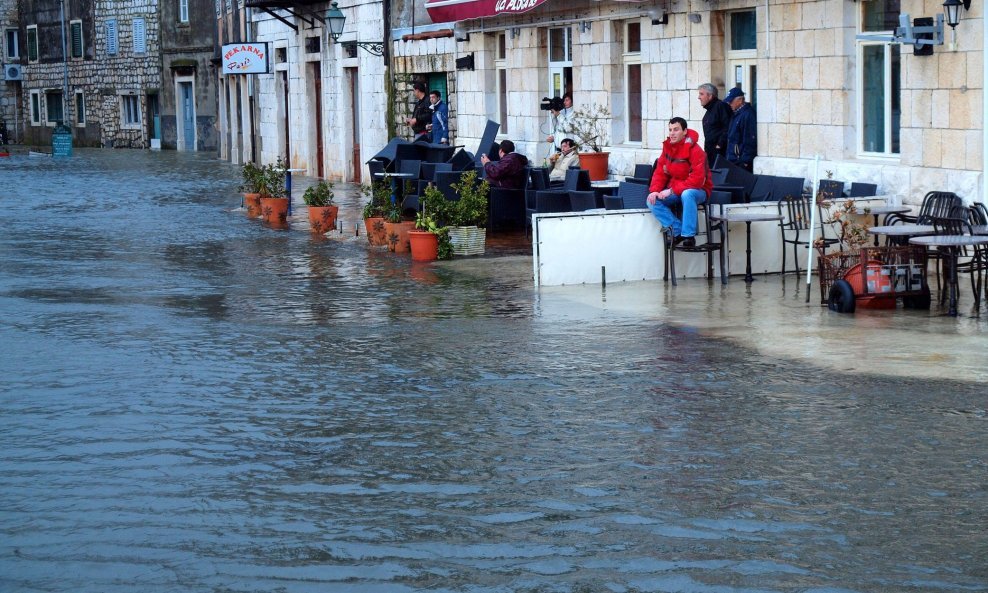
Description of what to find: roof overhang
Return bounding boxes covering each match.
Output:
[245,0,326,31]
[424,0,554,24]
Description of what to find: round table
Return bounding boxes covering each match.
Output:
[909,234,988,316]
[711,212,783,283]
[857,205,911,245]
[867,224,936,245]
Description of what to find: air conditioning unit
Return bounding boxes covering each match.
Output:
[4,64,23,81]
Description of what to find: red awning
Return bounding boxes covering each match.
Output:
[424,0,553,23]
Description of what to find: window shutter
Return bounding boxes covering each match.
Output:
[106,19,118,55]
[132,18,146,55]
[27,27,38,61]
[71,22,83,58]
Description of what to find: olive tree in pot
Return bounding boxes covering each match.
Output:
[561,103,611,181]
[409,185,455,262]
[303,180,338,234]
[449,170,489,256]
[239,161,266,217]
[259,157,289,225]
[360,180,391,246]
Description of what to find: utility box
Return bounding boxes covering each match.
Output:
[52,123,73,157]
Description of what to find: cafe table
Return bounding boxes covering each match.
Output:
[909,234,988,316]
[856,205,911,246]
[710,211,783,283]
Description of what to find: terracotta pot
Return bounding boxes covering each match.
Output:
[364,217,387,246]
[308,205,339,234]
[260,196,289,224]
[408,230,439,262]
[244,193,262,217]
[578,151,610,181]
[384,220,416,253]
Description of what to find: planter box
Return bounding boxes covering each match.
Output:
[448,226,486,256]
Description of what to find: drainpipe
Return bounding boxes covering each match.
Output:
[60,0,69,124]
[983,12,987,203]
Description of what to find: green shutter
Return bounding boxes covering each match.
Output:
[71,22,83,58]
[27,27,38,61]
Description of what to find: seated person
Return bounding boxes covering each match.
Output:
[646,117,712,247]
[480,140,529,190]
[548,138,581,184]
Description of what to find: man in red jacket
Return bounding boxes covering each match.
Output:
[647,117,712,247]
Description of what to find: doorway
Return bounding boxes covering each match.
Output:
[146,92,160,148]
[177,79,196,151]
[547,26,573,100]
[308,62,324,178]
[280,70,290,165]
[346,67,360,183]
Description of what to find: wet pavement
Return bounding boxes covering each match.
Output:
[1,149,986,592]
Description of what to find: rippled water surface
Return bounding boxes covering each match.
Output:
[1,150,986,592]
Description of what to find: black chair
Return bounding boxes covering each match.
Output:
[434,171,463,202]
[525,189,571,238]
[421,162,451,182]
[624,176,650,186]
[932,206,986,310]
[447,149,474,171]
[489,188,527,231]
[603,181,649,210]
[777,194,839,276]
[529,167,550,190]
[748,175,775,202]
[367,159,386,181]
[771,176,806,202]
[568,190,598,212]
[398,159,422,179]
[817,179,845,202]
[633,163,654,179]
[711,168,729,186]
[970,202,988,225]
[714,155,757,199]
[848,182,878,197]
[664,190,729,286]
[563,169,592,191]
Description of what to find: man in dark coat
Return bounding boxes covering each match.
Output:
[405,82,432,140]
[480,140,529,190]
[698,83,733,168]
[725,87,757,172]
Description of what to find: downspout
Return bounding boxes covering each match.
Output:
[983,10,987,203]
[384,0,395,138]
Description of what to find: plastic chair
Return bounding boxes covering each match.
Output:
[663,190,729,286]
[568,191,597,212]
[848,182,878,197]
[434,171,463,202]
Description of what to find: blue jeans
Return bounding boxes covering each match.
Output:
[648,188,707,237]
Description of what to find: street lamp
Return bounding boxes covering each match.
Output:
[325,1,384,56]
[943,0,962,28]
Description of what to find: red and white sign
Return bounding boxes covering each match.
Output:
[222,42,269,75]
[424,0,553,23]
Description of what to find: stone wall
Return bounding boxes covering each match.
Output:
[1,0,19,139]
[160,0,219,151]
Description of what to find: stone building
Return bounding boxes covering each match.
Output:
[1,0,20,139]
[217,0,390,182]
[407,0,986,204]
[215,0,253,163]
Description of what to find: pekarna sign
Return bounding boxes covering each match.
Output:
[222,42,268,75]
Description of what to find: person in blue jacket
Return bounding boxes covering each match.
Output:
[725,87,757,172]
[426,90,449,145]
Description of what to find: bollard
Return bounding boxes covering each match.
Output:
[601,266,606,287]
[355,222,360,237]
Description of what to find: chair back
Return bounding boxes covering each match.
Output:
[817,179,845,202]
[368,159,386,180]
[917,191,962,224]
[932,205,973,236]
[615,181,650,210]
[529,167,550,190]
[398,159,422,179]
[534,190,571,214]
[434,171,463,202]
[749,175,775,202]
[447,149,474,171]
[489,187,526,230]
[778,194,813,231]
[568,191,597,212]
[421,162,452,181]
[969,202,988,225]
[633,163,653,179]
[711,168,729,186]
[848,182,878,197]
[772,176,806,202]
[563,168,592,191]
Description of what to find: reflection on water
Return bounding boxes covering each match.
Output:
[0,150,986,592]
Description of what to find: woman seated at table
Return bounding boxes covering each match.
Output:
[548,138,581,184]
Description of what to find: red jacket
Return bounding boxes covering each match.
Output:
[648,129,712,197]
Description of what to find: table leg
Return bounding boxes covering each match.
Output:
[873,214,880,246]
[286,171,293,216]
[948,247,959,316]
[744,221,755,283]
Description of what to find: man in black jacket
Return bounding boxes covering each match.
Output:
[698,83,733,168]
[406,82,432,140]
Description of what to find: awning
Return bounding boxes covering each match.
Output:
[424,0,553,24]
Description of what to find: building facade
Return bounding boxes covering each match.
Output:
[1,0,20,139]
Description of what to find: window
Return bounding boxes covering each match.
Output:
[106,19,118,55]
[729,10,756,51]
[70,20,83,59]
[46,90,64,124]
[27,25,38,62]
[179,0,189,22]
[30,90,41,125]
[495,33,507,134]
[547,27,572,101]
[624,21,642,143]
[858,0,901,156]
[5,29,19,59]
[132,18,146,54]
[75,90,86,125]
[121,94,141,127]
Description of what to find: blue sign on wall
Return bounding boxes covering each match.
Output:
[52,124,73,157]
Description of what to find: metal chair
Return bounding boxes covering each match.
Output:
[777,194,839,276]
[932,206,986,309]
[664,190,729,286]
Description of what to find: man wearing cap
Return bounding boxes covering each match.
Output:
[725,87,757,172]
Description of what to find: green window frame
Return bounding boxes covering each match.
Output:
[27,25,38,62]
[70,20,83,58]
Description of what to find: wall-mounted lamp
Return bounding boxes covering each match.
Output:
[687,13,702,24]
[649,8,668,25]
[453,22,469,42]
[581,21,592,33]
[325,1,384,56]
[510,27,521,39]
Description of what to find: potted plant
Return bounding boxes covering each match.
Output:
[361,180,391,246]
[409,185,454,262]
[259,157,289,225]
[383,201,415,254]
[561,103,611,181]
[303,179,338,234]
[448,170,489,256]
[239,161,266,217]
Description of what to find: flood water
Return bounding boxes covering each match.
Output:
[1,150,986,592]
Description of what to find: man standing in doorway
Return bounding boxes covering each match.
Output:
[698,83,733,168]
[725,87,757,172]
[647,117,712,247]
[406,82,432,141]
[426,90,449,145]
